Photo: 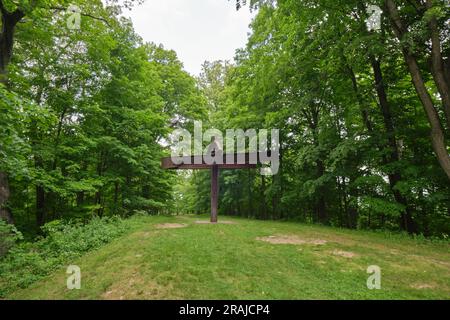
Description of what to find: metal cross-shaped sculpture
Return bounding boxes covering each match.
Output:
[161,139,256,223]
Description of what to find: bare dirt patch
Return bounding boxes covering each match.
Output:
[410,283,435,290]
[155,223,187,229]
[332,250,357,258]
[195,220,237,225]
[256,235,327,245]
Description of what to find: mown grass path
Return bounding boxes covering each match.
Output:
[9,215,450,300]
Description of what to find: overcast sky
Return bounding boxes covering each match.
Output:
[124,0,255,76]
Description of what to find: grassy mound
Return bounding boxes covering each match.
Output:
[6,215,450,300]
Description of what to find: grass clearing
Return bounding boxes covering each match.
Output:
[7,215,450,300]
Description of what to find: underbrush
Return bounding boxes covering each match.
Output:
[0,216,129,298]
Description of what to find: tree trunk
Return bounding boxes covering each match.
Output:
[426,0,450,128]
[316,159,328,224]
[309,107,328,225]
[0,171,13,223]
[95,191,103,216]
[114,181,121,213]
[371,57,415,232]
[36,185,46,227]
[385,0,450,180]
[0,6,24,224]
[247,170,253,218]
[33,153,47,227]
[405,54,450,179]
[345,59,374,132]
[0,5,24,84]
[76,191,84,207]
[260,175,267,219]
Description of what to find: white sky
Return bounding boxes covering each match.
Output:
[124,0,255,76]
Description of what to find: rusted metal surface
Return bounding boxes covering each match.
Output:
[161,153,258,170]
[161,151,257,223]
[211,165,219,223]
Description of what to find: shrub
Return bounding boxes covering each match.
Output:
[0,216,128,298]
[0,219,23,258]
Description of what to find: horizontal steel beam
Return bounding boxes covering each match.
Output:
[161,153,258,170]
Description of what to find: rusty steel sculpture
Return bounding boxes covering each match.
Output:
[161,138,257,223]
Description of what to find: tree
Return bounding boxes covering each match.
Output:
[383,0,450,180]
[201,0,450,235]
[1,0,205,230]
[0,0,143,224]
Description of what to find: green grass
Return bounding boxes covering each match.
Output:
[7,215,450,300]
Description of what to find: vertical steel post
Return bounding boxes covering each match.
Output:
[211,164,219,223]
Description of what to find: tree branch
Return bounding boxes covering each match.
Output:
[0,0,24,20]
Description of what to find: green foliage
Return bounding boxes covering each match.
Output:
[1,0,449,299]
[2,0,205,234]
[0,216,127,297]
[0,220,23,258]
[178,0,450,237]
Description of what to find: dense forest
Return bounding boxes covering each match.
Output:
[178,0,450,237]
[1,0,449,241]
[0,0,207,237]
